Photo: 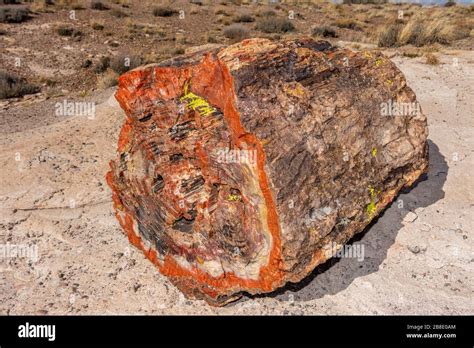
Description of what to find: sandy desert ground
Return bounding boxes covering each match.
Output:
[0,46,472,315]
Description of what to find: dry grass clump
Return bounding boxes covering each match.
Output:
[55,24,83,38]
[91,21,104,30]
[333,18,361,30]
[312,26,337,38]
[258,10,277,18]
[256,17,295,33]
[402,48,421,58]
[97,69,118,89]
[223,24,249,42]
[91,0,109,10]
[233,14,254,23]
[343,0,387,3]
[110,8,128,18]
[425,53,440,65]
[152,6,177,17]
[109,54,142,74]
[0,6,30,23]
[378,23,402,47]
[93,54,142,74]
[0,71,39,99]
[378,12,470,47]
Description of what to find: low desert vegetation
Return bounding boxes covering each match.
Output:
[343,0,387,3]
[378,11,471,47]
[258,10,277,18]
[0,0,472,99]
[312,26,337,38]
[152,6,177,17]
[425,52,440,65]
[223,24,249,42]
[110,8,127,18]
[256,17,295,34]
[55,24,82,38]
[97,68,118,89]
[333,18,361,30]
[0,71,39,99]
[93,54,142,75]
[91,21,104,30]
[0,6,30,23]
[233,14,254,23]
[91,0,108,11]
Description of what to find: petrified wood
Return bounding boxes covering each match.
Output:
[106,38,428,305]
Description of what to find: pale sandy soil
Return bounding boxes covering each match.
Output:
[0,50,472,315]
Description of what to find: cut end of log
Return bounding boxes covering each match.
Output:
[107,38,429,306]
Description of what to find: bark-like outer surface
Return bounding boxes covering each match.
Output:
[107,38,428,306]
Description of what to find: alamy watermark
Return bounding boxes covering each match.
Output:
[0,243,38,262]
[216,148,257,166]
[55,99,96,119]
[323,241,365,262]
[381,100,421,117]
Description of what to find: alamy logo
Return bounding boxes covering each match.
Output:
[323,242,365,262]
[380,99,421,117]
[0,243,38,262]
[18,322,55,341]
[55,99,96,119]
[216,148,257,166]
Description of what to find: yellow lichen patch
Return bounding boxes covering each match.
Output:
[372,147,377,157]
[364,51,373,59]
[180,81,215,117]
[366,186,382,220]
[196,256,204,264]
[387,79,393,86]
[227,194,241,202]
[375,57,383,67]
[285,82,306,98]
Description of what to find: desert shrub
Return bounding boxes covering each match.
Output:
[425,53,440,65]
[55,25,82,38]
[0,6,30,23]
[94,56,111,73]
[402,49,421,58]
[444,0,456,7]
[152,6,176,17]
[342,0,387,3]
[91,0,109,10]
[97,69,118,89]
[109,54,142,74]
[256,18,295,33]
[110,8,127,17]
[260,10,276,17]
[206,32,218,43]
[312,26,337,38]
[0,71,39,99]
[333,18,360,30]
[215,9,229,16]
[173,47,185,55]
[223,24,249,42]
[378,23,402,47]
[398,17,470,47]
[234,14,254,23]
[91,21,104,30]
[81,59,92,68]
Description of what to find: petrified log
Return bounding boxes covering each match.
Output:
[106,38,428,306]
